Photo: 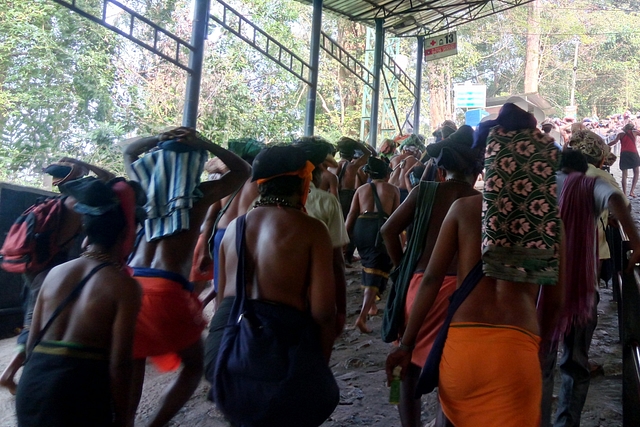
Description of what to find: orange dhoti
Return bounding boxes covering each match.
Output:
[133,268,207,371]
[439,322,541,427]
[404,273,456,367]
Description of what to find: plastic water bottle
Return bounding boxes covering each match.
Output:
[389,366,402,405]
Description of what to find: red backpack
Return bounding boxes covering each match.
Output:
[0,196,66,274]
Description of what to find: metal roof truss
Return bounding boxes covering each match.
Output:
[297,0,534,37]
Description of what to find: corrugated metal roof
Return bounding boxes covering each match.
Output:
[296,0,533,37]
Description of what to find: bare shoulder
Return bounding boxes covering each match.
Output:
[108,269,142,300]
[302,211,332,232]
[449,194,482,216]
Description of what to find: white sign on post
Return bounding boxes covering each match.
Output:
[424,32,457,61]
[454,83,487,109]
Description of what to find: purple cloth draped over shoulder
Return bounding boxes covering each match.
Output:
[556,172,597,340]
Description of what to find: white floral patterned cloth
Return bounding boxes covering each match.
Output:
[481,126,562,285]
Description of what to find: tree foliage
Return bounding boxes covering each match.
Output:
[3,0,640,186]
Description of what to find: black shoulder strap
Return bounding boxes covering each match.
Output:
[415,260,484,396]
[234,215,247,302]
[30,262,111,351]
[212,187,242,235]
[222,214,248,325]
[369,182,387,218]
[127,228,145,265]
[337,161,347,185]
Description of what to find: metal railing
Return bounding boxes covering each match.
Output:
[52,0,194,72]
[611,234,640,426]
[209,0,312,85]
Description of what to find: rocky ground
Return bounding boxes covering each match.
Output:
[0,265,626,427]
[0,165,637,427]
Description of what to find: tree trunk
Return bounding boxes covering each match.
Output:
[427,61,446,132]
[524,0,540,94]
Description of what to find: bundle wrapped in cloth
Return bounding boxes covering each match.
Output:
[478,103,562,285]
[129,127,209,241]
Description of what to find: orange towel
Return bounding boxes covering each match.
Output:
[133,274,207,371]
[439,322,541,427]
[404,273,456,367]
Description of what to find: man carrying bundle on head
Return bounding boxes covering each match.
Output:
[195,137,266,310]
[294,136,349,336]
[387,102,566,427]
[380,125,481,427]
[332,136,374,219]
[346,157,400,333]
[331,137,374,264]
[124,127,250,427]
[15,177,145,427]
[389,134,425,203]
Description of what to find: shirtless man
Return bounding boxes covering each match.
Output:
[331,136,373,219]
[380,125,480,427]
[15,177,142,427]
[294,137,349,335]
[386,194,566,427]
[1,158,115,394]
[346,157,400,333]
[194,141,265,309]
[318,160,339,197]
[389,135,423,202]
[205,144,338,426]
[124,127,250,427]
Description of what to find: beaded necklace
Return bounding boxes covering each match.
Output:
[445,178,472,186]
[253,196,303,210]
[81,251,122,269]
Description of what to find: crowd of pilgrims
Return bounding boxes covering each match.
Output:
[2,99,639,427]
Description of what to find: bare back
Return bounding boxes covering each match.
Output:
[353,180,399,217]
[220,207,332,308]
[436,195,541,334]
[218,206,336,359]
[216,179,259,230]
[414,182,479,271]
[335,160,365,190]
[319,168,338,196]
[32,258,141,350]
[389,153,418,189]
[129,179,243,278]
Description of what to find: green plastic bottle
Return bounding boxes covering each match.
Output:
[389,366,402,405]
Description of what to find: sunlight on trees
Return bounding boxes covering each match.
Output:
[2,0,640,187]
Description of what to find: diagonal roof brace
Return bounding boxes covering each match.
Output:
[51,0,194,72]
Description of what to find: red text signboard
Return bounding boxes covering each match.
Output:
[424,32,457,61]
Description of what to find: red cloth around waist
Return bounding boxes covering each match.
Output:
[404,273,457,367]
[133,274,206,370]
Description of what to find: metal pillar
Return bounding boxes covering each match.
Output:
[304,0,323,136]
[414,36,424,135]
[183,0,209,127]
[369,18,384,148]
[360,28,375,141]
